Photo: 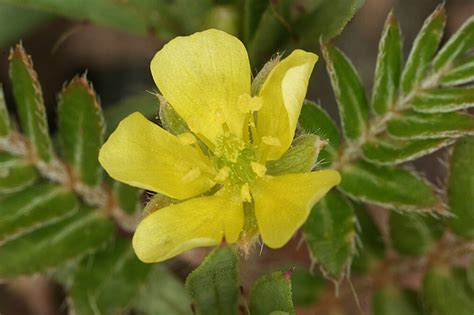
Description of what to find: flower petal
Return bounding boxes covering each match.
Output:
[257,50,318,160]
[252,170,340,248]
[151,29,251,144]
[132,192,244,263]
[99,112,214,200]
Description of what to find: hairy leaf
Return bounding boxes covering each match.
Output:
[412,87,474,113]
[0,85,10,136]
[249,271,295,315]
[9,43,53,161]
[132,265,193,315]
[389,211,442,256]
[0,207,114,277]
[185,246,239,315]
[362,136,454,165]
[69,238,151,315]
[373,287,423,315]
[423,266,474,315]
[303,190,356,280]
[58,75,104,186]
[387,110,474,139]
[400,5,445,94]
[371,11,402,115]
[440,55,474,86]
[351,203,385,274]
[432,15,474,72]
[322,42,369,141]
[447,136,474,238]
[0,183,77,242]
[339,160,440,211]
[0,152,37,193]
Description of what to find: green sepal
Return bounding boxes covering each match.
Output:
[158,96,190,135]
[249,271,295,315]
[303,190,356,280]
[251,54,281,96]
[266,134,322,176]
[185,246,239,315]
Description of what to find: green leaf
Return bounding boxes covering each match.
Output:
[387,110,474,139]
[0,152,37,193]
[322,43,369,141]
[132,265,193,315]
[243,0,269,44]
[371,11,402,115]
[247,0,291,67]
[249,271,295,315]
[185,246,239,315]
[290,266,326,306]
[0,3,53,47]
[303,190,356,280]
[389,211,442,256]
[266,134,321,176]
[0,206,114,277]
[58,75,104,186]
[433,15,474,72]
[294,0,363,48]
[440,55,474,86]
[411,87,474,113]
[104,90,158,136]
[423,266,474,315]
[0,183,77,242]
[9,43,53,161]
[373,287,423,315]
[69,238,151,315]
[339,160,440,211]
[0,85,10,136]
[362,136,454,165]
[447,136,474,238]
[400,5,445,95]
[112,181,141,215]
[351,203,385,274]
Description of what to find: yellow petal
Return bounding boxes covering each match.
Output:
[251,170,340,248]
[99,112,214,200]
[132,191,244,263]
[257,50,318,160]
[150,29,251,144]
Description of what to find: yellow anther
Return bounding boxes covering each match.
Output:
[251,162,266,177]
[177,132,197,145]
[181,167,201,183]
[214,167,230,182]
[240,183,252,202]
[261,136,281,147]
[238,94,263,113]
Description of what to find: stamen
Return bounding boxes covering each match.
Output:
[238,94,263,113]
[177,132,197,145]
[214,167,230,183]
[240,183,252,202]
[251,162,266,177]
[181,167,201,183]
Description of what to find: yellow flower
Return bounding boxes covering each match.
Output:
[99,29,340,263]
